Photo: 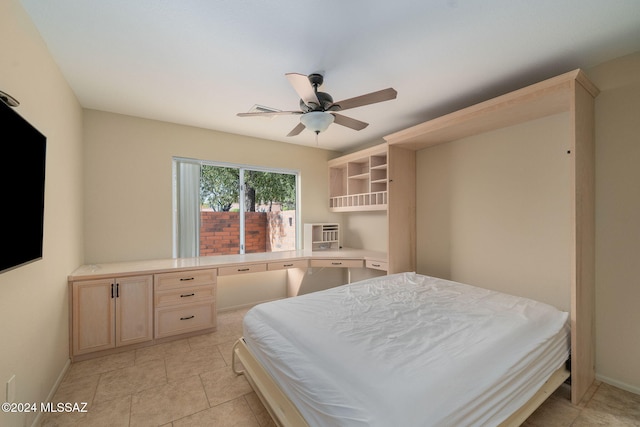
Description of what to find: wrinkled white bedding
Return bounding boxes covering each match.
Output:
[243,272,570,427]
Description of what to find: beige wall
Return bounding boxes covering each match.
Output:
[342,211,387,252]
[0,2,84,426]
[83,109,340,263]
[415,113,572,311]
[588,52,640,393]
[83,110,344,308]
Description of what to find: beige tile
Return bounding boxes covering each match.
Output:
[64,351,135,383]
[218,307,251,326]
[135,337,191,364]
[40,395,131,427]
[188,324,242,350]
[94,359,167,402]
[201,364,253,407]
[571,407,640,426]
[586,383,640,420]
[219,338,242,367]
[165,346,227,381]
[521,392,580,426]
[129,375,209,426]
[51,374,100,408]
[244,392,278,427]
[172,396,260,427]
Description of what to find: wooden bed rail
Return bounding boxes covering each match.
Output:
[233,338,309,427]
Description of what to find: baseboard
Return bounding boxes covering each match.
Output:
[596,373,640,396]
[30,358,71,427]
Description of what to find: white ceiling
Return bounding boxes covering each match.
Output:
[20,0,640,152]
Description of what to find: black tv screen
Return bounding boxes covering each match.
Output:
[1,100,47,273]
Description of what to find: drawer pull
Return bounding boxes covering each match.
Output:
[180,315,195,320]
[238,268,250,272]
[372,263,380,267]
[179,277,195,281]
[283,263,294,267]
[331,262,343,265]
[180,293,195,298]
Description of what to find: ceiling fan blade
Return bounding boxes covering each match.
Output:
[286,122,306,137]
[286,73,320,108]
[331,113,369,131]
[331,87,397,111]
[237,110,302,117]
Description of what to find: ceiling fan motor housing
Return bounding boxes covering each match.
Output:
[300,91,334,112]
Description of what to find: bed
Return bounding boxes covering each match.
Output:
[232,272,571,426]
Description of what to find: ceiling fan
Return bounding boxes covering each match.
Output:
[237,73,397,137]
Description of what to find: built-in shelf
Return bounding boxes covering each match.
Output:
[328,145,388,212]
[304,223,340,251]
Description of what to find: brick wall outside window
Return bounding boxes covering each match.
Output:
[200,211,296,255]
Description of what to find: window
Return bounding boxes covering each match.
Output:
[173,158,299,258]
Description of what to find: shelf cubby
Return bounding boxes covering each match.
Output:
[328,146,388,212]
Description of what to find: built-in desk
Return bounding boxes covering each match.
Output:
[68,249,387,360]
[68,248,387,281]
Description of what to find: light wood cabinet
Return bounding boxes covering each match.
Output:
[267,259,308,271]
[328,143,416,274]
[304,223,340,251]
[309,259,363,268]
[365,259,388,271]
[218,263,267,276]
[71,275,153,356]
[328,146,388,211]
[383,69,598,405]
[154,269,216,339]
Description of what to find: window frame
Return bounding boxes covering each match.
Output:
[172,156,301,257]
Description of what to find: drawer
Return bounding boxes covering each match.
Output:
[218,263,267,276]
[366,260,388,271]
[267,259,308,271]
[155,284,216,308]
[155,302,216,339]
[154,269,216,291]
[310,259,363,268]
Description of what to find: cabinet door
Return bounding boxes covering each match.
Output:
[72,278,116,355]
[115,275,153,347]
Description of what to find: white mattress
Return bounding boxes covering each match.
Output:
[243,272,570,427]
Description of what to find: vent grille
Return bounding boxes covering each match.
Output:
[249,104,281,114]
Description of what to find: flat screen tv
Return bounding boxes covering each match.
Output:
[0,100,47,273]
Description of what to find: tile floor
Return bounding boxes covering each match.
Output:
[40,308,640,427]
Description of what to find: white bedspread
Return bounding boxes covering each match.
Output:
[243,272,570,427]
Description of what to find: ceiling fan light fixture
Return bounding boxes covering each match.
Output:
[300,111,334,134]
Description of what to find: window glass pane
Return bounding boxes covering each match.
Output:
[243,170,297,253]
[200,165,241,255]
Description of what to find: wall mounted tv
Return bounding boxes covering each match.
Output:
[0,100,47,273]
